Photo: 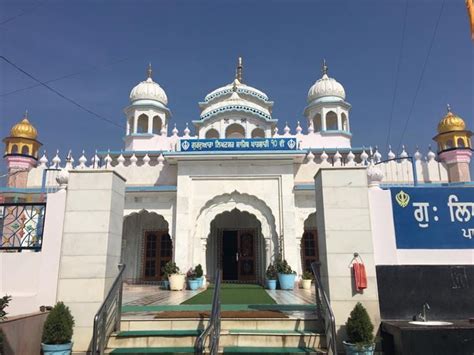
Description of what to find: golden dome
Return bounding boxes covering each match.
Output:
[437,105,466,134]
[10,114,38,140]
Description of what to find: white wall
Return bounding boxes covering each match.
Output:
[369,187,474,265]
[0,189,67,316]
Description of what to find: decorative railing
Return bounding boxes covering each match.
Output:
[92,264,126,355]
[195,269,221,355]
[311,262,337,355]
[0,203,46,251]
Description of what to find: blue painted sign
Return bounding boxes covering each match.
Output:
[179,138,298,152]
[391,187,474,249]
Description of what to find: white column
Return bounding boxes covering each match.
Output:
[321,109,327,131]
[133,114,139,134]
[56,170,126,352]
[337,113,342,131]
[148,115,153,134]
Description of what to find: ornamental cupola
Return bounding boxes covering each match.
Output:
[302,60,352,149]
[3,111,42,188]
[433,105,472,183]
[433,104,472,153]
[4,111,42,159]
[124,64,172,151]
[195,57,277,139]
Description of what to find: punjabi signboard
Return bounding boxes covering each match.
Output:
[391,187,474,249]
[179,138,298,152]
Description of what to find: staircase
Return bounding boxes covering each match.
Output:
[105,311,327,354]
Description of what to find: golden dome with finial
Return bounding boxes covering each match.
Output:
[437,104,466,134]
[10,111,38,139]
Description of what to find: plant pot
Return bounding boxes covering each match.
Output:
[198,276,206,288]
[301,279,312,290]
[266,279,277,290]
[343,341,375,355]
[41,342,73,355]
[188,279,200,290]
[162,280,170,290]
[169,274,185,290]
[278,273,296,290]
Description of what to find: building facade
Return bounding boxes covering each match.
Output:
[2,58,472,285]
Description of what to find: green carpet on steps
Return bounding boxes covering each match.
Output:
[181,283,276,305]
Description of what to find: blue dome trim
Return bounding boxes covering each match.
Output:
[205,87,269,103]
[200,104,272,121]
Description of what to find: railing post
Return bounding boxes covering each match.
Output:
[115,264,125,332]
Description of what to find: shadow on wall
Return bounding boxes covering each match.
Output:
[377,265,474,320]
[0,311,48,355]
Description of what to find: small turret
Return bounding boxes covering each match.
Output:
[433,105,472,182]
[3,111,42,188]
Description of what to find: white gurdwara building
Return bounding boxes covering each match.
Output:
[2,58,471,285]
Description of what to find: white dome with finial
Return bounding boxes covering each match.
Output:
[307,60,346,103]
[130,64,168,105]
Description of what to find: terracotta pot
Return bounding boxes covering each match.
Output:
[169,274,185,290]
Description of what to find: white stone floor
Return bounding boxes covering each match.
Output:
[122,283,316,306]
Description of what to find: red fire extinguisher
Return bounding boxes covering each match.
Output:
[350,253,367,291]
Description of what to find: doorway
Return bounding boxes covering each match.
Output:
[221,229,256,281]
[142,230,172,281]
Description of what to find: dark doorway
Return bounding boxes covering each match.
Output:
[221,229,256,281]
[301,229,319,273]
[222,230,238,280]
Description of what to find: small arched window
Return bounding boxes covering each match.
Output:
[341,113,348,131]
[137,114,148,134]
[205,128,219,139]
[11,144,18,154]
[251,128,265,138]
[446,139,453,149]
[21,145,30,155]
[457,138,465,148]
[326,111,338,130]
[225,123,245,138]
[313,114,322,132]
[152,116,162,134]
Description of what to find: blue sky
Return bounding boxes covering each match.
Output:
[1,0,472,166]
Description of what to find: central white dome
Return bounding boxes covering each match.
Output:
[307,65,346,103]
[129,65,168,105]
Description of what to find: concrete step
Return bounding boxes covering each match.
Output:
[106,347,194,354]
[121,318,323,332]
[107,329,325,349]
[106,346,326,354]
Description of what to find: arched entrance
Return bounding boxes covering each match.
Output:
[207,209,264,282]
[301,212,319,272]
[122,210,172,283]
[194,191,278,283]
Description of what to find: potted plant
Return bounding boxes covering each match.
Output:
[161,261,177,290]
[187,268,200,291]
[265,263,278,290]
[0,295,12,355]
[275,259,296,290]
[343,302,375,355]
[164,261,185,291]
[194,264,204,288]
[41,302,75,355]
[301,271,313,290]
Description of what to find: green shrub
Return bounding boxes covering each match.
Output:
[265,263,277,279]
[0,295,12,321]
[42,302,75,345]
[195,264,203,278]
[275,259,295,274]
[345,302,374,346]
[302,271,313,280]
[0,328,4,354]
[162,261,180,279]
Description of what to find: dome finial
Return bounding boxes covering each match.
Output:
[236,56,243,83]
[24,109,29,120]
[147,63,153,79]
[446,103,451,113]
[322,59,328,76]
